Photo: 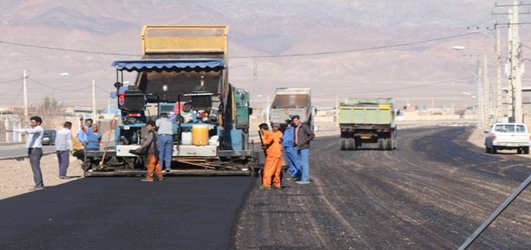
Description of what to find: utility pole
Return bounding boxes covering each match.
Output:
[483,55,490,128]
[495,27,503,121]
[476,59,484,128]
[23,70,28,118]
[92,80,96,118]
[508,0,523,123]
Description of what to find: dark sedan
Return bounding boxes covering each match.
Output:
[42,130,57,145]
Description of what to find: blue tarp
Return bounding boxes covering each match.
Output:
[111,59,225,71]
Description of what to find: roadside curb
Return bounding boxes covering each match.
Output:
[0,152,55,161]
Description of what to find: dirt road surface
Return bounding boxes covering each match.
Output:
[235,127,530,249]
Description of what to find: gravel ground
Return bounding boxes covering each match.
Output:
[0,154,84,200]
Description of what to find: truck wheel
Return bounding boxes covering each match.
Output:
[385,138,392,150]
[340,139,347,151]
[524,147,530,154]
[346,138,355,150]
[356,137,362,148]
[517,148,522,154]
[378,138,384,150]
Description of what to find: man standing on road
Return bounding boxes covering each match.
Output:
[55,121,73,179]
[156,113,174,172]
[132,121,163,182]
[8,116,45,191]
[292,115,315,185]
[258,123,283,189]
[282,118,298,180]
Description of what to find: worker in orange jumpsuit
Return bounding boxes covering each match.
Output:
[259,123,283,189]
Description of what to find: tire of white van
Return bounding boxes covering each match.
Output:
[524,147,530,154]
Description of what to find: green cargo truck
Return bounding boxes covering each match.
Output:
[338,98,397,150]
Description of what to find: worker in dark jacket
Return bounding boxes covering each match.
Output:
[133,121,163,182]
[292,115,315,184]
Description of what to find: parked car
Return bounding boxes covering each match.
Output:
[42,130,57,145]
[484,123,530,154]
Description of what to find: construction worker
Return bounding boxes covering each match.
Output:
[282,118,298,180]
[272,123,287,171]
[156,113,174,172]
[258,123,283,189]
[132,121,164,182]
[292,115,315,185]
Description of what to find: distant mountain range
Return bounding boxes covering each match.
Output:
[0,0,525,109]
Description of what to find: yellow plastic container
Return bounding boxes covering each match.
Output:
[192,124,209,146]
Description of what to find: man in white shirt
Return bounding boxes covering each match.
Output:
[156,113,174,172]
[55,121,73,179]
[8,116,45,190]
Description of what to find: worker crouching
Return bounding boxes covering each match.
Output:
[259,123,283,189]
[131,121,164,182]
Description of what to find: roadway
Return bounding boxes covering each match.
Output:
[235,127,531,249]
[0,127,529,249]
[0,177,254,249]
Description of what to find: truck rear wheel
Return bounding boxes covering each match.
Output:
[340,138,347,151]
[378,138,384,150]
[524,147,530,154]
[384,138,392,150]
[346,138,356,150]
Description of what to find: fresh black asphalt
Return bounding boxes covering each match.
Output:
[0,176,256,250]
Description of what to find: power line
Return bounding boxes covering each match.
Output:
[1,31,481,60]
[27,77,92,92]
[95,84,112,94]
[231,32,482,59]
[0,40,138,57]
[360,76,475,94]
[0,78,22,85]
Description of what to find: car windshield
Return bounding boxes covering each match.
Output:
[44,130,56,136]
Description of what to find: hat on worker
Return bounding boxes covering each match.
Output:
[272,123,281,129]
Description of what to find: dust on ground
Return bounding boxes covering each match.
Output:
[0,154,84,200]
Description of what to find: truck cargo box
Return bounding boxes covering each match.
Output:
[269,88,312,125]
[338,97,396,151]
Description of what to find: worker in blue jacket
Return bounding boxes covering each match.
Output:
[282,118,299,180]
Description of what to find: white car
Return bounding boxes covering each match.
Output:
[484,123,530,154]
